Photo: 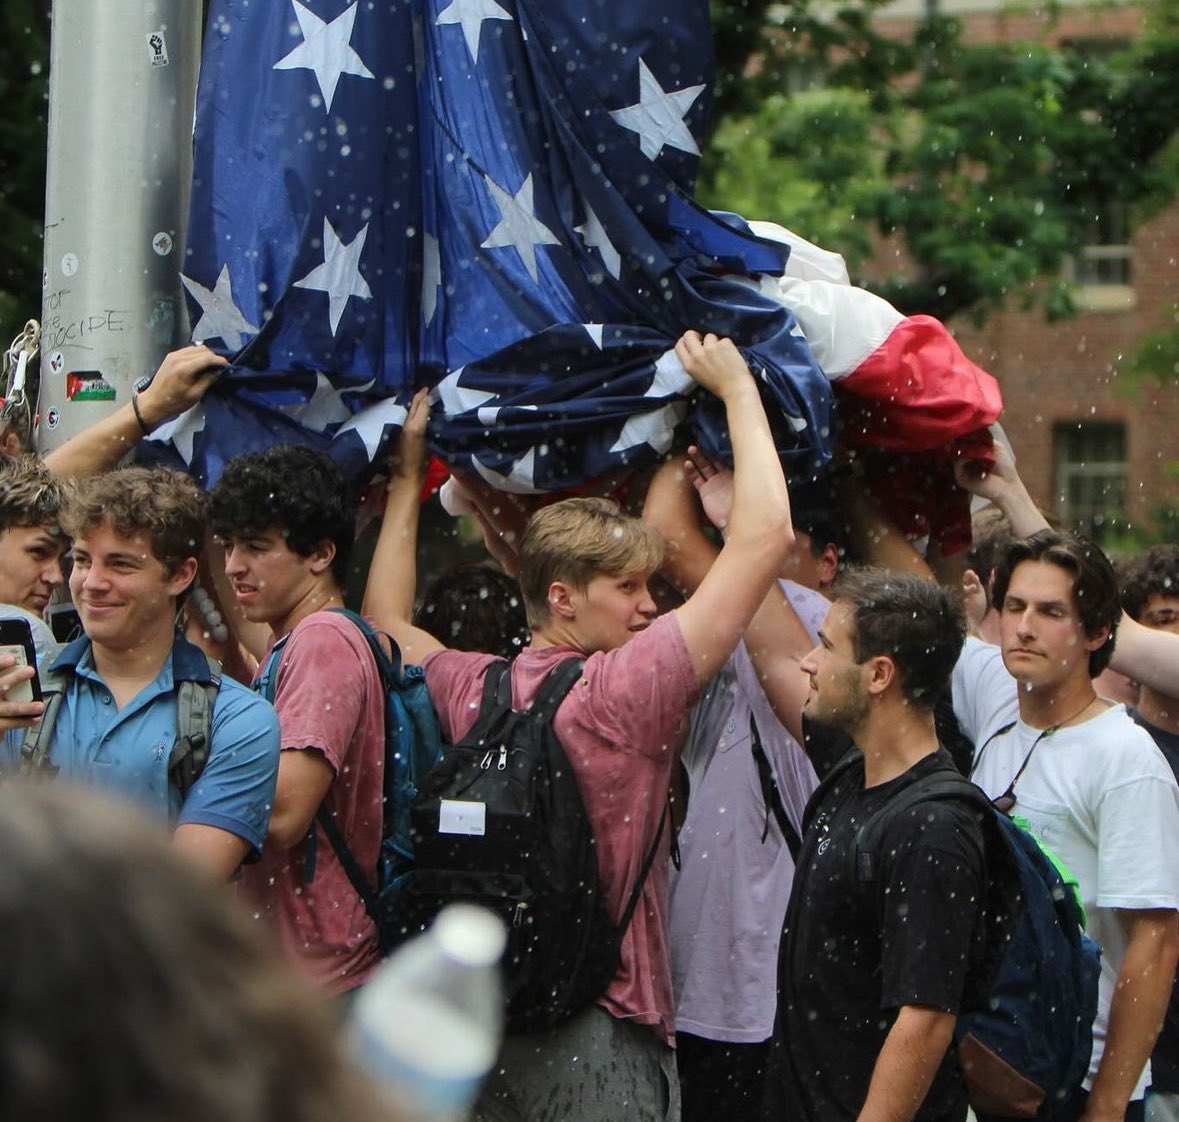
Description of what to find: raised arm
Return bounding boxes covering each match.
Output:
[362,390,444,663]
[953,433,1049,538]
[647,446,813,742]
[641,452,720,598]
[839,467,935,581]
[671,332,793,686]
[44,345,227,479]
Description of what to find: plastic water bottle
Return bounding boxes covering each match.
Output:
[350,905,507,1122]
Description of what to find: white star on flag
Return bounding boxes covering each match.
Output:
[336,397,408,461]
[436,0,513,64]
[583,324,605,350]
[293,218,373,336]
[609,58,705,161]
[477,403,536,427]
[576,201,622,279]
[181,265,259,350]
[481,174,561,285]
[280,372,375,432]
[273,0,374,113]
[472,447,540,494]
[432,367,497,415]
[609,349,695,454]
[422,232,442,327]
[150,404,206,466]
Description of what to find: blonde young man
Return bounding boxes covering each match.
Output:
[371,330,794,1122]
[0,468,281,882]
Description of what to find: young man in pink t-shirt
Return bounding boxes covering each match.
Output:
[370,331,794,1122]
[210,446,386,996]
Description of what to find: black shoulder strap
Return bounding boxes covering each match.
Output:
[462,656,584,746]
[618,802,668,938]
[750,715,803,861]
[461,659,513,747]
[529,657,585,717]
[854,770,990,882]
[316,803,380,917]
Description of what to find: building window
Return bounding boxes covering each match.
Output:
[1074,202,1133,288]
[1054,421,1127,539]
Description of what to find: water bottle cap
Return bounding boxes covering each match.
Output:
[433,904,507,967]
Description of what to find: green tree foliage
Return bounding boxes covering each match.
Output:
[0,1,49,347]
[705,0,1179,321]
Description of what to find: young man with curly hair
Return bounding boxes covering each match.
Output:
[210,446,386,997]
[0,466,281,882]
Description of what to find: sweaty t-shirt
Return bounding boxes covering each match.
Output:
[423,612,698,1044]
[239,612,386,995]
[765,727,985,1122]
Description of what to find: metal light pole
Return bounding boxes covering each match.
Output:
[37,0,202,452]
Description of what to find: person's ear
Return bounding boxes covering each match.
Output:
[548,581,577,620]
[307,540,337,576]
[0,428,23,458]
[818,543,840,589]
[1084,626,1112,654]
[865,654,897,698]
[168,556,199,598]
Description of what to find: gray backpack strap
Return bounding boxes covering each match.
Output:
[18,666,69,781]
[18,642,72,781]
[168,654,221,801]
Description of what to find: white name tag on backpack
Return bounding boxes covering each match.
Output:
[439,799,487,836]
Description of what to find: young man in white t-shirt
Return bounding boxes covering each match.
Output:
[954,529,1179,1122]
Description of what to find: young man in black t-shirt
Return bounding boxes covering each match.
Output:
[764,569,986,1122]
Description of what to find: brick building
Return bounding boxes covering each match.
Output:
[869,0,1179,540]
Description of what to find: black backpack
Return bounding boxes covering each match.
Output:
[845,762,1101,1119]
[387,656,666,1033]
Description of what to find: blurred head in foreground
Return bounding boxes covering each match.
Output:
[0,784,394,1122]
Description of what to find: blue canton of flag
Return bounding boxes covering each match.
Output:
[159,0,833,490]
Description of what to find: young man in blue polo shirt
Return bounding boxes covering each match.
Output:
[0,466,280,881]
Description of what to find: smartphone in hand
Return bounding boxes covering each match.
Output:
[0,618,43,703]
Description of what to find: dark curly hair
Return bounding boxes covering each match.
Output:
[0,784,395,1122]
[992,529,1120,677]
[415,563,530,658]
[209,446,357,583]
[1119,544,1179,622]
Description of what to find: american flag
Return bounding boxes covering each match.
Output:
[158,0,834,490]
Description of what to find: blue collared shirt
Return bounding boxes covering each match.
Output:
[2,634,281,852]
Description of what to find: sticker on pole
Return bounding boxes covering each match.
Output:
[147,32,169,68]
[47,352,65,376]
[45,408,61,430]
[65,371,116,403]
[60,254,78,278]
[152,232,174,256]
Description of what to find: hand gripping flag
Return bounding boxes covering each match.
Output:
[159,0,833,490]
